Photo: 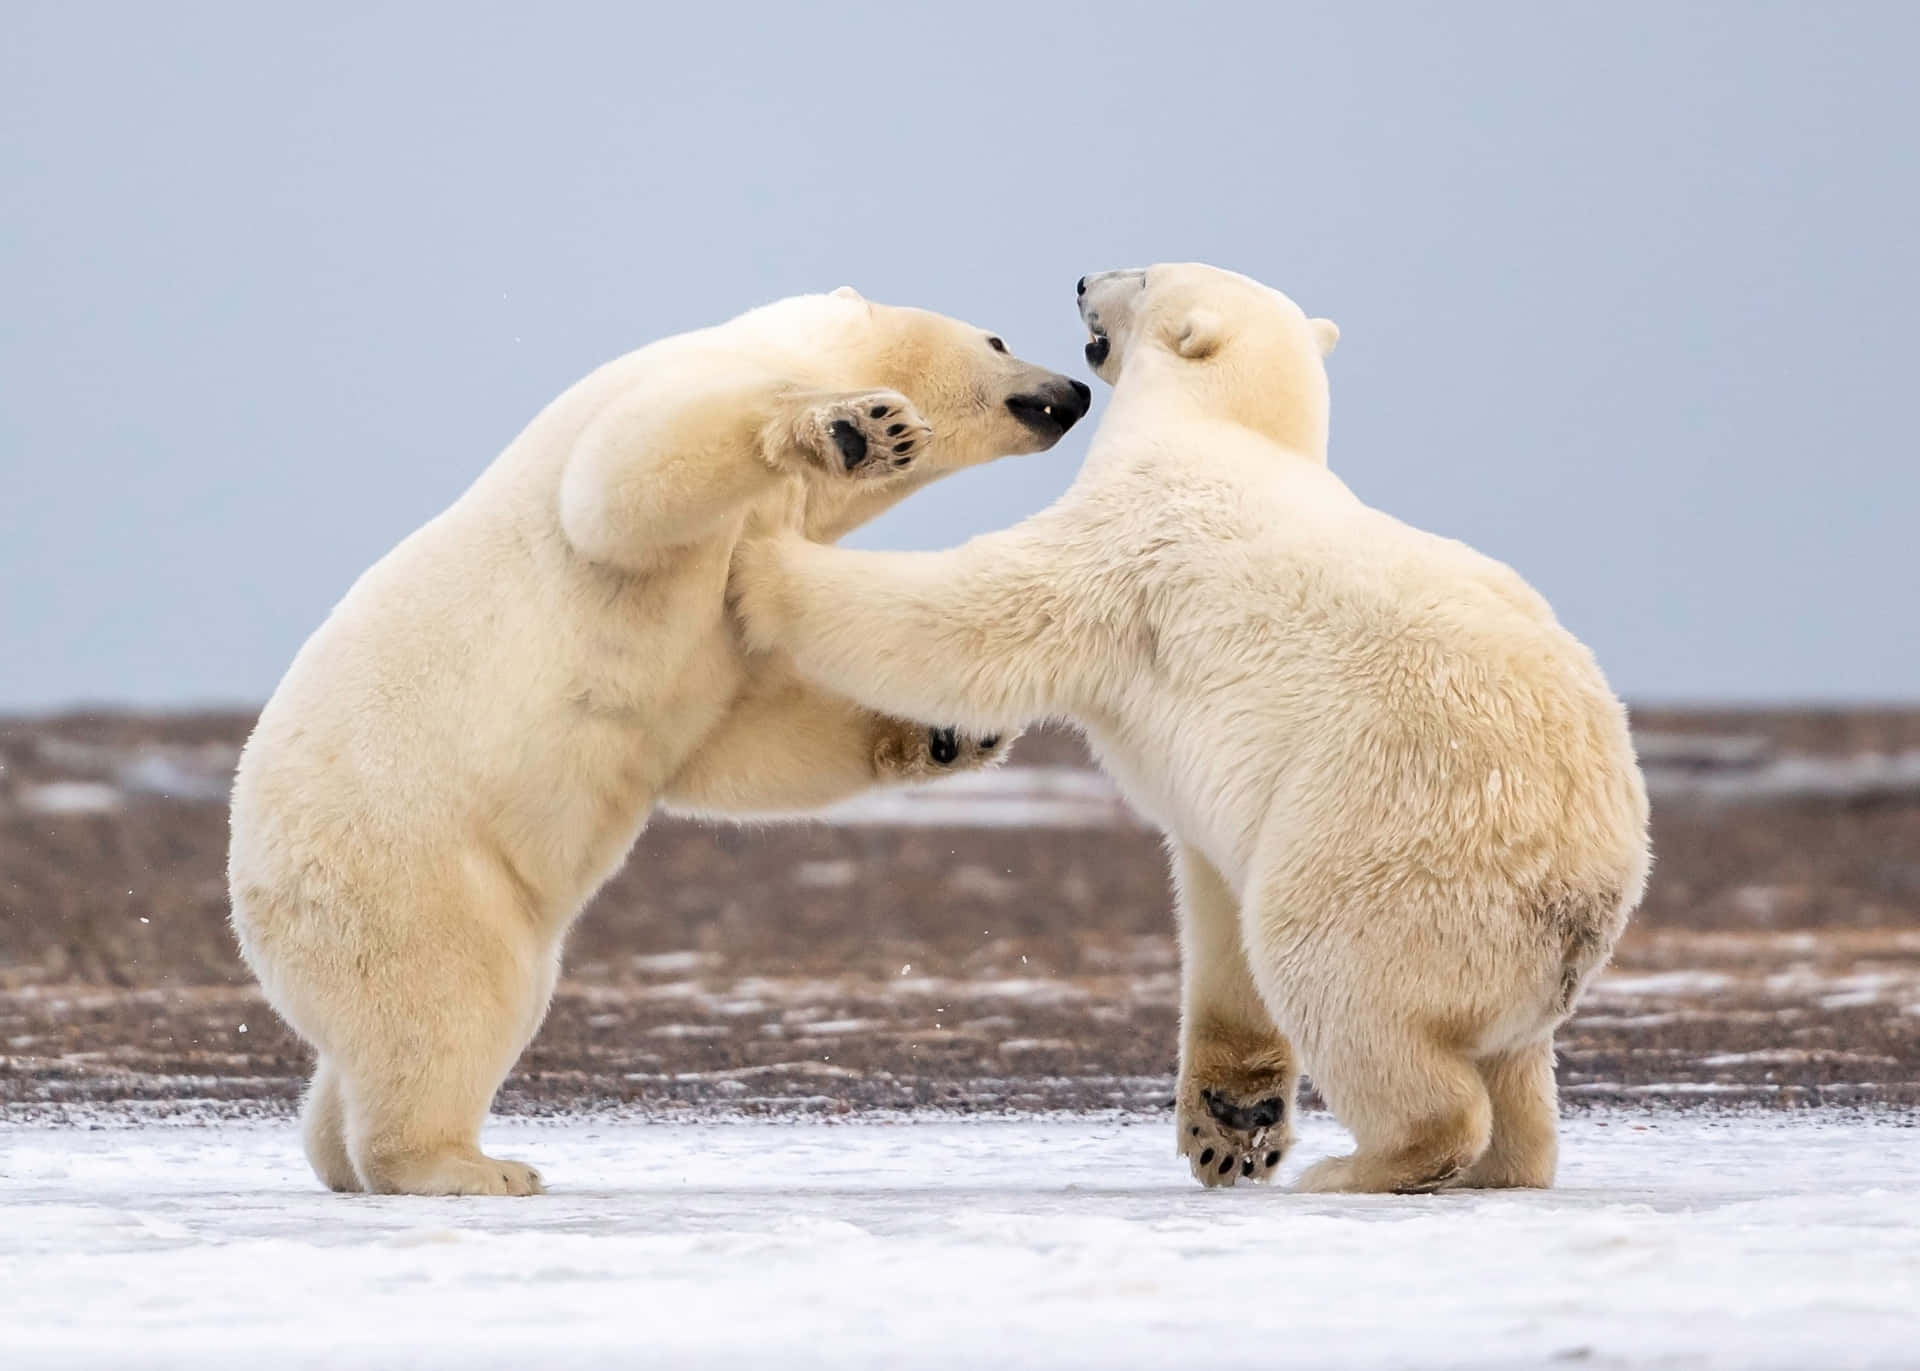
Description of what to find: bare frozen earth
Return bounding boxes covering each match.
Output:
[3,1112,1918,1369]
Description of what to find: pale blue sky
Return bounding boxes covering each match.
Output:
[4,2,1915,708]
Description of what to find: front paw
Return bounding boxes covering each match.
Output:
[1176,1038,1296,1188]
[873,723,1016,781]
[802,390,932,480]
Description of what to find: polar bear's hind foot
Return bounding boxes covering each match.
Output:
[338,1050,549,1197]
[356,1148,545,1198]
[1176,1036,1296,1187]
[1183,1089,1291,1186]
[301,1060,362,1193]
[1295,1045,1493,1195]
[1461,1041,1559,1189]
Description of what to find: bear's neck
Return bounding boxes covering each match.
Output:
[1114,354,1329,464]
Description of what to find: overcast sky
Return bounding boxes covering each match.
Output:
[4,3,1916,709]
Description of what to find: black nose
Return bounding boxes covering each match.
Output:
[1006,375,1092,441]
[1077,275,1088,297]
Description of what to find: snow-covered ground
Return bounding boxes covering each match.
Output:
[3,1113,1917,1369]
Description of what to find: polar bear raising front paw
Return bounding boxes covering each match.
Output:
[783,388,934,479]
[230,287,1090,1195]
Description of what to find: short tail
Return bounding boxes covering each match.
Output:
[1549,884,1629,1021]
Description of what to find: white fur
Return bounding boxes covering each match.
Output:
[229,290,1082,1195]
[733,264,1651,1194]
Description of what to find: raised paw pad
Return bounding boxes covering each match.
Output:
[830,419,869,469]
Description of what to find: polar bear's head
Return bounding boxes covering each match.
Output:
[824,286,1093,472]
[1077,264,1338,460]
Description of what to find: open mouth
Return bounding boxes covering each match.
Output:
[1006,396,1074,439]
[1084,328,1111,367]
[1005,380,1092,439]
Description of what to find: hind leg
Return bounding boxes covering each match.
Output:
[1293,1031,1492,1194]
[327,891,555,1197]
[1462,1040,1559,1189]
[343,1051,545,1198]
[1240,854,1496,1195]
[301,1058,361,1192]
[1171,845,1295,1187]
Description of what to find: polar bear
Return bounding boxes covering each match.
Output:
[228,288,1090,1196]
[731,264,1651,1194]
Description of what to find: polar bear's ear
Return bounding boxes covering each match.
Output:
[1170,309,1224,360]
[1310,317,1340,357]
[829,285,865,302]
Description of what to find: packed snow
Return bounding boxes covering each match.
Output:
[3,1112,1917,1368]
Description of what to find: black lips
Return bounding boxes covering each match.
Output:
[1006,377,1093,439]
[1084,334,1111,367]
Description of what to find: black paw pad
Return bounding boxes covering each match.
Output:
[831,419,868,469]
[1202,1089,1287,1134]
[928,727,960,765]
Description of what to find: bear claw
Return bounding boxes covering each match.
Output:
[928,727,961,765]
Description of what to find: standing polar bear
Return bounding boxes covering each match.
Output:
[229,289,1090,1195]
[733,263,1651,1194]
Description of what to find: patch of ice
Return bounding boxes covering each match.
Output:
[1586,971,1736,997]
[792,859,860,888]
[1696,1049,1900,1067]
[793,1018,886,1036]
[816,766,1144,829]
[18,781,124,815]
[625,951,718,976]
[116,752,232,803]
[997,1038,1078,1054]
[0,1114,1915,1369]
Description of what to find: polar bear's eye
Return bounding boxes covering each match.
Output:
[987,336,1007,353]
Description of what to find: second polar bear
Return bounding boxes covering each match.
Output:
[229,288,1090,1196]
[733,264,1650,1194]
